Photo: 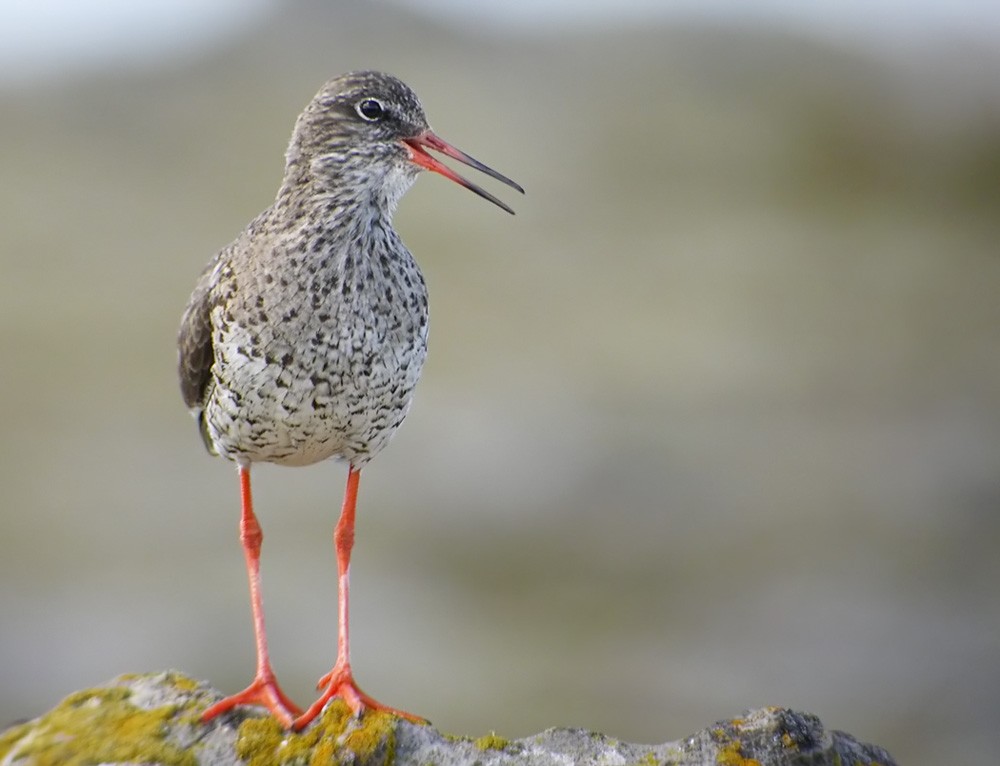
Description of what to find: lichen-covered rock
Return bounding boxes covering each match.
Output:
[0,671,897,766]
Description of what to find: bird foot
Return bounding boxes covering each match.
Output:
[201,672,303,729]
[292,662,425,730]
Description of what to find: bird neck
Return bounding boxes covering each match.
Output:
[269,176,402,265]
[275,161,408,233]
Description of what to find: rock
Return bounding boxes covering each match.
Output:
[0,671,897,765]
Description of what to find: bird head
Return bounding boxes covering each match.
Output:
[285,71,523,215]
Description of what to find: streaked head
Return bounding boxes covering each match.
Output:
[286,70,523,214]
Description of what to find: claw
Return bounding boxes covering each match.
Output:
[293,662,425,730]
[202,673,302,728]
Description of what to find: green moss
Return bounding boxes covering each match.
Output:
[235,700,398,766]
[473,731,509,751]
[0,673,411,766]
[627,752,660,766]
[235,716,287,765]
[0,721,32,759]
[3,686,195,766]
[342,709,396,763]
[165,672,202,694]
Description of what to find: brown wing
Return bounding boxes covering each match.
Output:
[177,252,222,454]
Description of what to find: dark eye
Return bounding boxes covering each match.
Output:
[356,99,385,121]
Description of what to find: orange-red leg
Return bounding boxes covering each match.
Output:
[293,467,424,730]
[202,465,302,727]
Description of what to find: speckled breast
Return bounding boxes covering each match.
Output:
[203,240,429,469]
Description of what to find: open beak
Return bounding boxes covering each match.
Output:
[403,131,524,215]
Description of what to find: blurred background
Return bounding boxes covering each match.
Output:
[1,1,998,764]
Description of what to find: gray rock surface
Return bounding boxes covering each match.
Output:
[0,671,897,766]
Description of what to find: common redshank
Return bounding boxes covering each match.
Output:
[177,71,522,730]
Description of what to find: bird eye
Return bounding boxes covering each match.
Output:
[356,99,385,121]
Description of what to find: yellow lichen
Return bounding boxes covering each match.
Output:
[234,700,397,766]
[3,686,194,766]
[234,716,288,766]
[342,709,396,763]
[716,740,762,766]
[0,721,32,760]
[163,672,202,693]
[473,731,509,751]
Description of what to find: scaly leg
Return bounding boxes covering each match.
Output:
[294,467,424,729]
[202,464,301,727]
